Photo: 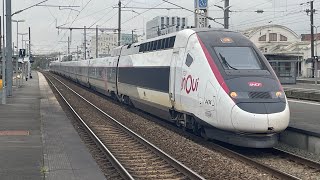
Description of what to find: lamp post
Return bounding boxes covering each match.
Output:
[12,19,25,88]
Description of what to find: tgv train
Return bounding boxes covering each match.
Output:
[50,28,290,148]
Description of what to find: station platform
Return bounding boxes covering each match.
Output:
[283,82,320,101]
[296,78,320,85]
[0,72,106,180]
[280,81,320,137]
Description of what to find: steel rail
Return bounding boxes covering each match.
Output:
[47,73,205,180]
[272,147,320,170]
[44,74,134,180]
[206,144,301,180]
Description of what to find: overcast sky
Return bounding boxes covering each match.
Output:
[4,0,320,54]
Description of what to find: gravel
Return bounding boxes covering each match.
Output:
[49,73,278,180]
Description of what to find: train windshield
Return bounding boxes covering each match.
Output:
[214,47,263,70]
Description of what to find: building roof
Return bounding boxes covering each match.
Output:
[242,24,300,39]
[301,33,320,41]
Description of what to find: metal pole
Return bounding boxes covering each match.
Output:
[29,27,30,56]
[310,0,315,78]
[224,0,230,29]
[315,26,318,84]
[69,29,72,47]
[67,36,70,56]
[1,16,5,104]
[28,27,30,80]
[21,34,23,48]
[76,46,78,60]
[297,56,300,78]
[15,21,18,87]
[194,0,198,28]
[118,0,121,46]
[84,26,86,60]
[96,25,98,58]
[5,0,12,96]
[132,30,134,44]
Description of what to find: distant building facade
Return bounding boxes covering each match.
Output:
[90,33,138,57]
[242,24,320,79]
[146,16,188,39]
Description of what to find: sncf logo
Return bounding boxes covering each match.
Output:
[248,82,262,87]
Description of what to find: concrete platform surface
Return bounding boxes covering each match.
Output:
[283,83,320,92]
[288,99,320,137]
[0,72,106,180]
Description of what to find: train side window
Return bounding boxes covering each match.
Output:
[141,43,146,52]
[139,43,143,52]
[161,39,165,49]
[164,38,169,49]
[185,54,194,67]
[146,42,150,51]
[153,41,157,51]
[169,36,176,48]
[157,40,161,50]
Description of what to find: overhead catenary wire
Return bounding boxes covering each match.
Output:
[53,0,94,52]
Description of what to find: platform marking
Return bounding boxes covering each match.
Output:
[288,99,320,106]
[0,130,29,136]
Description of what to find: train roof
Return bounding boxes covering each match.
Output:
[119,28,241,56]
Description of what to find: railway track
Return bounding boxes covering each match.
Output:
[46,72,320,180]
[232,147,320,180]
[44,73,205,180]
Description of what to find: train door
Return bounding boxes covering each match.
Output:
[169,49,180,108]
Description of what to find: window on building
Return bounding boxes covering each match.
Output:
[280,34,288,41]
[161,17,164,29]
[269,33,277,41]
[177,17,180,26]
[166,17,169,26]
[258,35,266,41]
[172,17,175,25]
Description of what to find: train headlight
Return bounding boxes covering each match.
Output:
[229,92,249,99]
[271,91,285,99]
[230,92,238,98]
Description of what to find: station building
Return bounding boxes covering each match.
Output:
[89,33,138,57]
[242,24,320,83]
[146,16,188,39]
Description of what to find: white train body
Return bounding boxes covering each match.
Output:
[50,29,290,148]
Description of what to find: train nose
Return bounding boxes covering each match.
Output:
[231,103,268,132]
[231,102,289,133]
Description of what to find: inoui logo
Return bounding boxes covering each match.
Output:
[181,75,199,94]
[248,82,262,87]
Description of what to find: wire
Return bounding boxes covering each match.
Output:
[63,0,76,26]
[87,0,136,28]
[99,0,135,27]
[161,0,223,26]
[88,6,114,28]
[55,0,94,51]
[120,2,165,26]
